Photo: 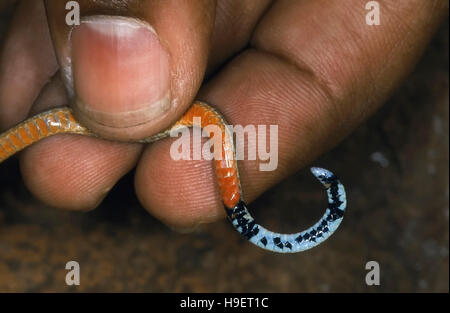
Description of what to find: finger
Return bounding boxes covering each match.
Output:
[0,0,58,130]
[19,0,215,210]
[20,135,142,211]
[136,137,223,231]
[46,0,216,141]
[207,0,272,74]
[135,0,448,229]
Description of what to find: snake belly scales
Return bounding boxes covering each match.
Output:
[0,101,346,253]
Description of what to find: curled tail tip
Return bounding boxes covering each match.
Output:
[310,167,333,179]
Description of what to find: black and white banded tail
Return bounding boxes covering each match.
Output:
[225,167,346,253]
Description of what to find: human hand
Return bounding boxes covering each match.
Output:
[0,0,447,231]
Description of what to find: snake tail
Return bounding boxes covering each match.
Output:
[225,167,346,253]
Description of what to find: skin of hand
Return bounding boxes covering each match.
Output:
[0,0,447,231]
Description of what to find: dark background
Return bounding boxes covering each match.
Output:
[0,5,448,292]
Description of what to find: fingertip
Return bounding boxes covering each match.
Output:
[135,139,224,230]
[19,135,141,211]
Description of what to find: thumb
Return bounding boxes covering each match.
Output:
[45,0,216,141]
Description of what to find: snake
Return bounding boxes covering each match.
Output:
[0,101,346,253]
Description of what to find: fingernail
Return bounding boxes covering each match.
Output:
[70,16,170,128]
